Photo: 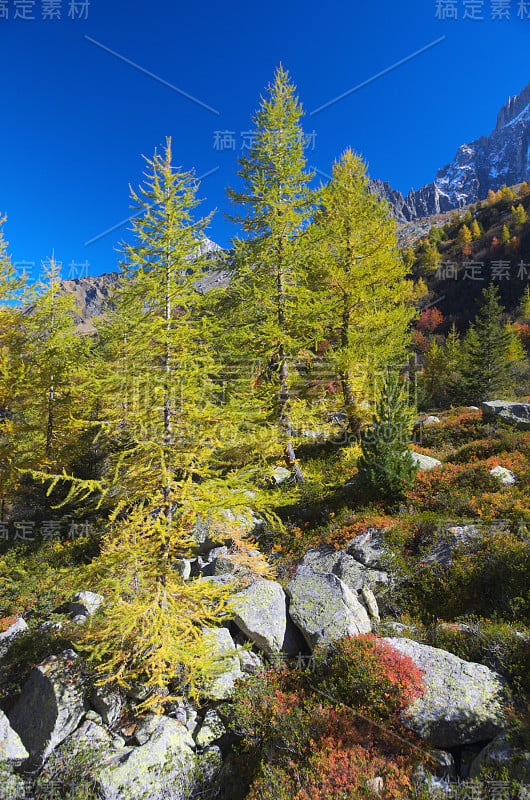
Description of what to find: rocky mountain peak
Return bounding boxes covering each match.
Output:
[370,79,530,222]
[495,80,530,130]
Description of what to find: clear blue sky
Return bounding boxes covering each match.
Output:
[0,0,529,279]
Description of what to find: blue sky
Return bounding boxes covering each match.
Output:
[0,0,529,279]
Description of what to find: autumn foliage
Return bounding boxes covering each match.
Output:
[231,635,426,800]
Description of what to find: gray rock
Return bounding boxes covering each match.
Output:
[231,580,301,656]
[272,466,291,485]
[298,546,388,592]
[298,545,344,575]
[346,530,389,569]
[411,451,442,470]
[490,465,517,485]
[8,649,86,766]
[202,546,237,577]
[171,559,192,580]
[72,614,88,625]
[39,620,62,633]
[0,617,27,646]
[237,647,264,675]
[481,400,530,430]
[189,508,263,555]
[201,627,242,700]
[69,590,104,617]
[361,586,379,622]
[430,749,456,780]
[0,710,28,766]
[418,416,441,426]
[90,686,124,727]
[384,638,507,748]
[94,716,196,800]
[286,567,372,650]
[424,525,481,569]
[194,710,225,748]
[469,732,530,782]
[0,617,28,661]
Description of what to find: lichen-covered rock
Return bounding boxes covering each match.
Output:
[469,732,530,782]
[286,567,371,650]
[346,530,390,570]
[230,580,303,656]
[237,646,264,675]
[299,544,388,591]
[361,586,380,622]
[0,709,28,766]
[194,710,225,747]
[481,400,530,430]
[384,638,507,747]
[94,716,196,800]
[418,415,441,427]
[8,649,86,766]
[0,617,27,646]
[201,628,242,700]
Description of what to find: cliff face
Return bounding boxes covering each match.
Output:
[58,272,120,333]
[370,80,530,221]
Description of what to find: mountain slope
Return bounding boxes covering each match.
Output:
[371,80,530,221]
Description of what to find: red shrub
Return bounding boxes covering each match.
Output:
[313,634,425,722]
[416,308,444,333]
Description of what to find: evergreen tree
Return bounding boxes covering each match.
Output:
[501,224,510,245]
[487,189,496,204]
[356,369,418,503]
[459,284,515,402]
[224,66,317,482]
[428,226,440,242]
[463,209,473,225]
[308,149,414,436]
[422,340,447,408]
[519,285,530,320]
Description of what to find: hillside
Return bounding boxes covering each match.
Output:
[403,180,530,327]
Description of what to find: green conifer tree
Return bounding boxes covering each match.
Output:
[356,369,418,503]
[459,284,516,402]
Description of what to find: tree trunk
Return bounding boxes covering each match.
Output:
[46,373,54,454]
[339,293,361,439]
